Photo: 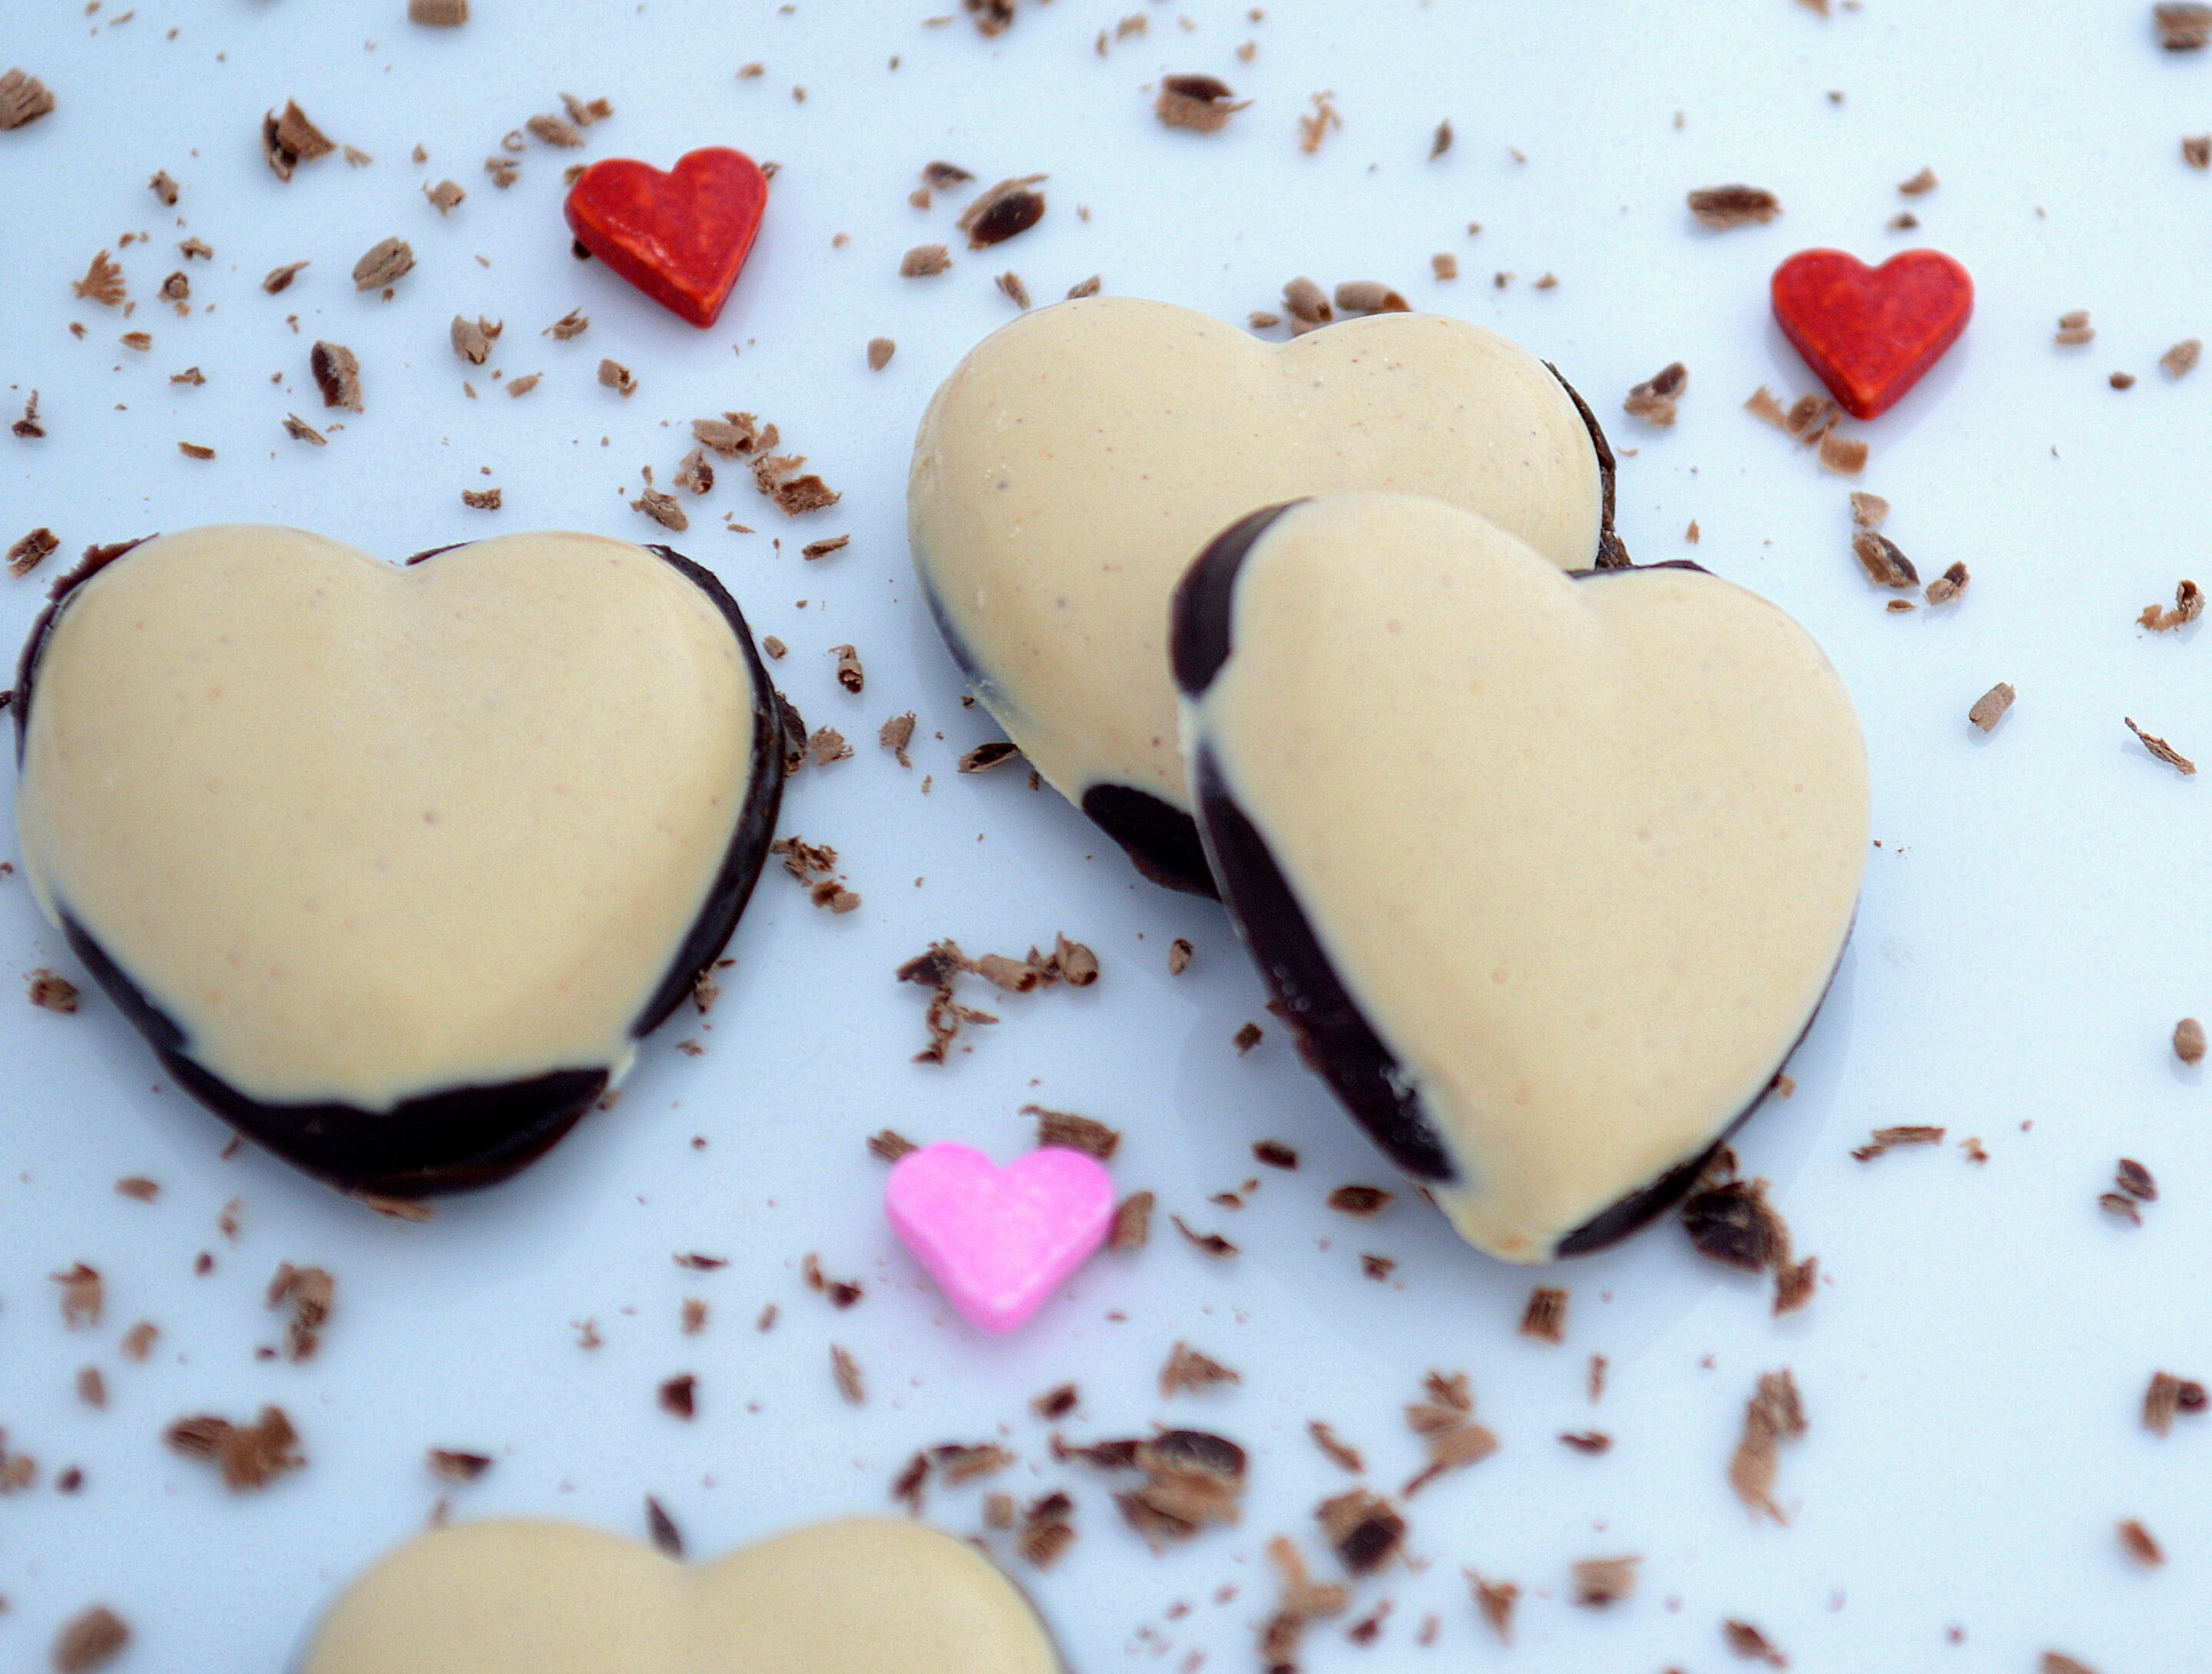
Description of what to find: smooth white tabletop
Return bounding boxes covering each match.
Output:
[2,2,2207,1670]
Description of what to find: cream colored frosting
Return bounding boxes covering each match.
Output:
[15,525,757,1109]
[1187,495,1868,1261]
[909,297,1603,815]
[299,1517,1061,1674]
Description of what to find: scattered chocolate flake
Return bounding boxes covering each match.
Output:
[1896,166,1939,196]
[1025,1105,1120,1159]
[120,1321,157,1361]
[1688,184,1780,227]
[959,176,1047,248]
[2174,1016,2207,1067]
[266,1263,334,1361]
[1263,1536,1353,1667]
[1783,392,1843,443]
[1155,75,1250,131]
[51,1606,130,1673]
[76,1366,107,1409]
[657,1374,697,1420]
[485,154,520,187]
[800,534,849,562]
[71,250,126,307]
[1559,1430,1611,1454]
[1306,1420,1363,1473]
[539,309,590,344]
[933,1441,1013,1486]
[866,1128,919,1165]
[631,482,687,532]
[1728,1369,1806,1523]
[1853,1123,1946,1161]
[6,527,57,578]
[1890,211,1920,230]
[119,330,152,352]
[1320,1489,1405,1576]
[419,177,466,217]
[957,739,1019,774]
[1571,1555,1640,1608]
[178,237,212,261]
[1161,1342,1241,1397]
[871,712,918,770]
[2042,1656,2100,1674]
[754,453,841,515]
[692,412,776,456]
[1110,1191,1154,1251]
[890,1450,931,1513]
[2126,716,2197,775]
[807,727,852,769]
[409,0,469,21]
[830,1344,865,1404]
[2115,1157,2158,1201]
[164,1405,304,1490]
[2057,310,2095,346]
[2111,369,2138,389]
[2118,1519,2164,1566]
[1852,530,1919,588]
[177,441,215,461]
[1250,1141,1297,1172]
[2140,579,2204,631]
[1724,1619,1789,1666]
[1333,280,1409,315]
[263,101,336,181]
[1681,1172,1789,1273]
[1818,431,1869,476]
[1360,1253,1396,1281]
[1281,275,1333,330]
[995,270,1031,310]
[1518,1287,1568,1344]
[53,1262,101,1327]
[0,68,55,131]
[2157,2,2212,48]
[1922,560,1970,605]
[526,113,583,149]
[964,0,1018,37]
[1233,1022,1264,1054]
[1969,681,2015,733]
[12,389,44,439]
[157,270,190,305]
[1772,1255,1819,1316]
[310,341,363,412]
[901,244,953,277]
[760,635,785,659]
[262,260,310,295]
[427,1448,492,1483]
[450,314,501,365]
[171,366,204,386]
[1171,1215,1238,1258]
[1624,361,1686,426]
[1298,91,1343,153]
[561,92,612,125]
[644,1493,684,1556]
[1589,1354,1609,1402]
[1328,1185,1392,1217]
[598,358,637,397]
[2163,337,2203,378]
[1066,273,1103,300]
[671,448,714,496]
[1743,386,1789,429]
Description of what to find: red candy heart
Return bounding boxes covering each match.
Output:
[1770,248,1973,420]
[564,148,768,330]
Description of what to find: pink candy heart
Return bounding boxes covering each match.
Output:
[885,1142,1116,1334]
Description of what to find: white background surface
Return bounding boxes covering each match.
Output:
[2,1,2210,1669]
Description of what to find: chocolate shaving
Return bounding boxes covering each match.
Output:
[449,314,501,365]
[265,1263,334,1361]
[631,484,688,532]
[1031,1384,1079,1420]
[263,101,335,181]
[1161,1341,1240,1397]
[2156,2,2212,49]
[0,69,55,131]
[53,1261,101,1326]
[310,341,363,412]
[1728,1369,1806,1523]
[1320,1489,1405,1575]
[424,177,465,214]
[2115,1157,2158,1200]
[1518,1286,1568,1344]
[427,1448,492,1483]
[1307,1420,1363,1473]
[1687,184,1780,227]
[2163,338,2203,378]
[658,1374,697,1419]
[1171,1215,1238,1258]
[959,740,1020,772]
[1559,1430,1611,1454]
[922,160,974,188]
[164,1405,304,1490]
[900,244,952,277]
[1156,75,1249,131]
[1027,1105,1119,1159]
[1852,530,1919,588]
[995,270,1031,310]
[958,176,1047,247]
[1924,560,1970,605]
[644,1494,684,1556]
[1969,682,2015,733]
[2127,716,2196,774]
[12,389,44,439]
[263,260,310,295]
[51,1606,129,1673]
[71,250,126,307]
[598,358,637,397]
[2139,579,2203,631]
[5,526,55,579]
[866,336,895,370]
[1018,1490,1076,1569]
[1263,1536,1352,1667]
[2174,1017,2206,1065]
[1282,275,1333,327]
[1233,1021,1263,1054]
[868,1128,917,1162]
[830,1344,865,1404]
[1853,1123,1945,1161]
[409,0,469,22]
[1110,1191,1154,1251]
[1253,1139,1296,1168]
[1724,1619,1789,1666]
[1624,361,1686,426]
[1333,280,1409,314]
[1681,1175,1789,1273]
[1298,91,1343,153]
[1818,431,1868,476]
[527,113,582,148]
[1326,1184,1392,1216]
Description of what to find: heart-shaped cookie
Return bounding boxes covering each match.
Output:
[1173,493,1867,1261]
[300,1517,1060,1674]
[885,1142,1115,1333]
[1770,248,1973,420]
[12,526,780,1196]
[909,296,1621,894]
[565,148,770,329]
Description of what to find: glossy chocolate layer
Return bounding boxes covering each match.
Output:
[1174,494,1867,1260]
[14,528,780,1197]
[909,297,1616,891]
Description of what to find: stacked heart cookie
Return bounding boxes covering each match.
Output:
[12,526,782,1197]
[912,298,1869,1261]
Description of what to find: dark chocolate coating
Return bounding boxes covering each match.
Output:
[1174,511,1837,1258]
[12,537,782,1199]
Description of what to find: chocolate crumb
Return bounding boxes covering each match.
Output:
[644,1494,683,1556]
[1281,275,1333,327]
[53,1262,101,1326]
[2041,1656,2099,1674]
[1923,561,1970,606]
[1724,1619,1789,1666]
[2144,1370,2208,1434]
[1818,431,1868,476]
[1232,1022,1263,1054]
[658,1374,697,1419]
[1559,1430,1611,1454]
[995,270,1031,309]
[1571,1554,1640,1607]
[310,341,363,412]
[180,434,216,459]
[868,1128,917,1162]
[761,636,786,659]
[2115,1157,2158,1200]
[1171,1215,1238,1258]
[409,0,469,21]
[526,113,582,149]
[76,1367,106,1409]
[830,1344,865,1404]
[1681,1173,1790,1273]
[631,484,687,532]
[2056,310,2095,346]
[2156,2,2212,49]
[1968,682,2015,733]
[2111,370,2137,389]
[1897,166,1938,196]
[1623,360,1686,426]
[958,177,1047,248]
[262,101,335,181]
[0,69,55,131]
[672,1251,728,1271]
[542,309,589,342]
[2139,579,2203,631]
[351,237,414,293]
[958,740,1020,773]
[1772,1255,1819,1317]
[1429,118,1454,159]
[598,358,637,397]
[1161,1341,1241,1396]
[1027,1105,1120,1159]
[901,244,953,277]
[1728,1368,1806,1523]
[800,535,849,562]
[1688,184,1780,227]
[263,260,310,295]
[1110,1191,1154,1251]
[423,177,465,214]
[1317,1185,1386,1218]
[1320,1489,1405,1575]
[281,413,326,446]
[1360,1253,1396,1281]
[878,712,916,767]
[1156,75,1250,131]
[2174,1016,2207,1065]
[1465,1571,1519,1645]
[1333,280,1409,315]
[1031,1384,1079,1421]
[12,389,44,439]
[265,1263,334,1361]
[164,1405,304,1491]
[1298,91,1343,153]
[6,527,57,579]
[2126,716,2196,774]
[1852,530,1919,588]
[2118,1517,2164,1566]
[2187,135,2212,169]
[1253,1139,1296,1170]
[51,1606,130,1672]
[830,644,864,694]
[1308,1420,1363,1473]
[428,1448,492,1483]
[1853,1123,1946,1160]
[1518,1287,1568,1344]
[71,250,127,308]
[450,314,500,365]
[120,1321,157,1361]
[2162,338,2202,378]
[1019,1495,1077,1569]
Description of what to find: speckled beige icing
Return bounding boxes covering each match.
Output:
[909,297,1603,817]
[1187,494,1868,1261]
[299,1518,1061,1674]
[14,525,756,1109]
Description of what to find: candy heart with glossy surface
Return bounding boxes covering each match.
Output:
[885,1142,1116,1333]
[1771,247,1973,420]
[565,147,770,328]
[12,526,780,1197]
[909,295,1622,894]
[1173,493,1867,1261]
[300,1517,1059,1674]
